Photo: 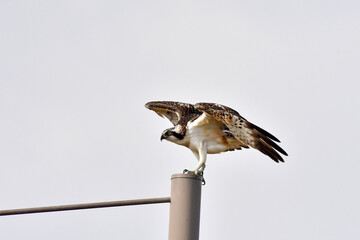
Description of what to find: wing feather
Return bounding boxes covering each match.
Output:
[145,101,202,126]
[195,102,288,162]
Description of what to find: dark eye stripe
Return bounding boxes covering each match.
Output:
[172,132,185,140]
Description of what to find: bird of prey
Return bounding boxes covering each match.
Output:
[145,101,287,176]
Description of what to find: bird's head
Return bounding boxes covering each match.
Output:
[160,127,185,143]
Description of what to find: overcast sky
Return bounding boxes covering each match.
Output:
[1,1,359,239]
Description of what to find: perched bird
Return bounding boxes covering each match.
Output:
[145,101,287,176]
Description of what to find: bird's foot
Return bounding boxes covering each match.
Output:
[183,169,194,174]
[183,169,203,175]
[183,169,206,185]
[200,176,206,185]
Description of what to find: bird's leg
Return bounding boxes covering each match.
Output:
[192,142,207,175]
[198,164,206,173]
[183,142,207,185]
[183,149,199,175]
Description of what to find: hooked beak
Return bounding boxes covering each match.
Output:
[160,134,166,141]
[160,129,172,142]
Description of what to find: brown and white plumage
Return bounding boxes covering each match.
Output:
[145,101,288,174]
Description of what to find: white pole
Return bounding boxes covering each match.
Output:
[168,174,202,240]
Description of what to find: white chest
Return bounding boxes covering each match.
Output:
[186,113,230,154]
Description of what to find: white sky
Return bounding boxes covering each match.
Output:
[0,0,359,239]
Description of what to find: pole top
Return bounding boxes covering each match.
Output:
[171,173,202,181]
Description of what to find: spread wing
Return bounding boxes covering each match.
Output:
[145,101,202,126]
[195,102,288,162]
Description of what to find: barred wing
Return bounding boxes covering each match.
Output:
[195,102,288,162]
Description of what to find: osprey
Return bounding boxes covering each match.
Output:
[145,101,287,176]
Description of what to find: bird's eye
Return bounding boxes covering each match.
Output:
[167,131,172,136]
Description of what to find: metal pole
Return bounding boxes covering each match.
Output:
[168,173,202,240]
[0,197,170,216]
